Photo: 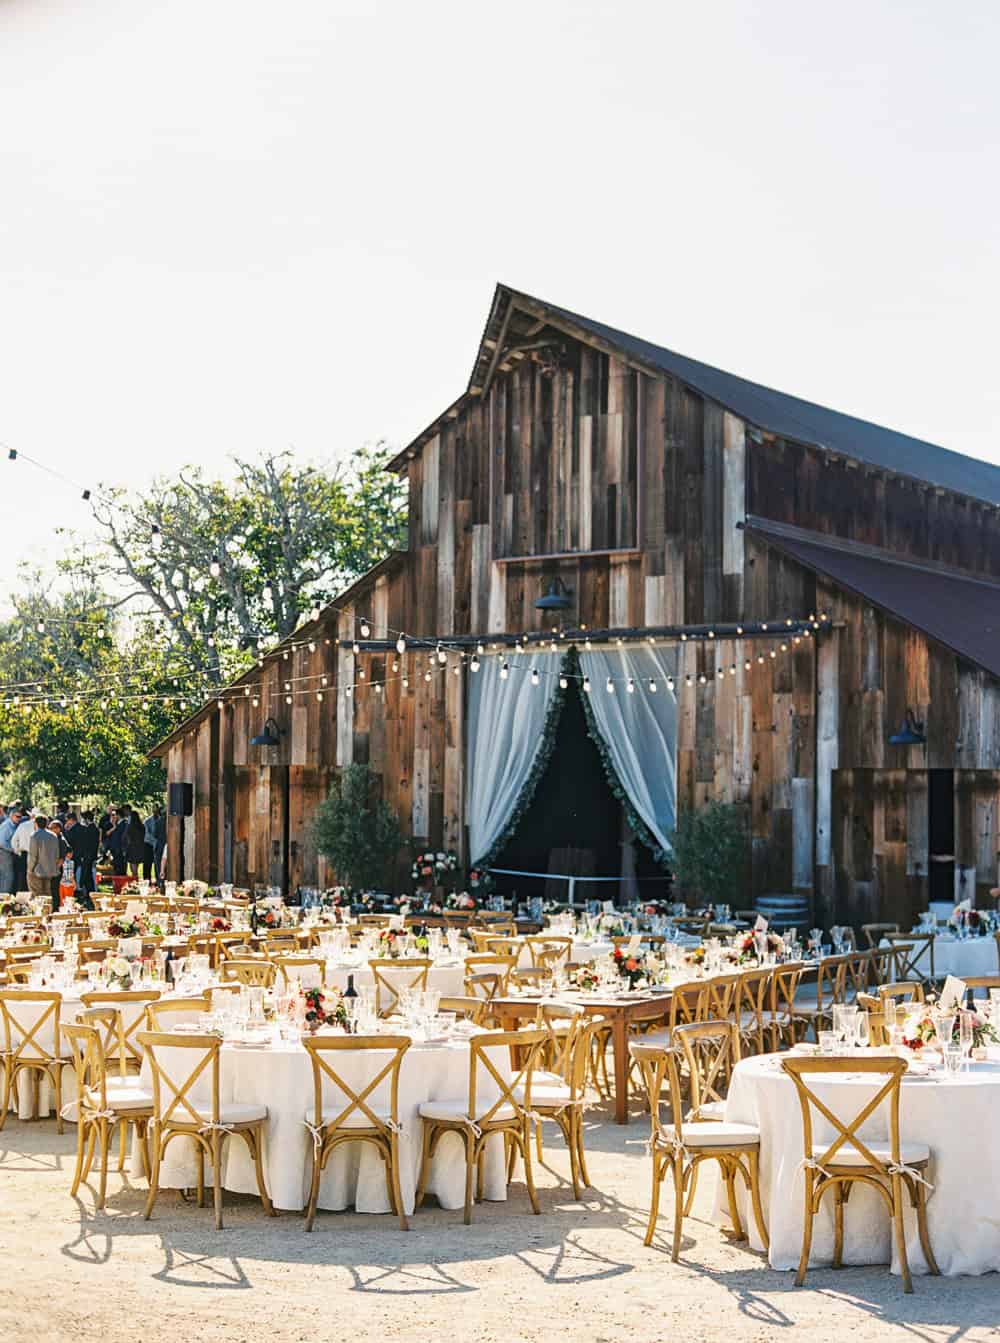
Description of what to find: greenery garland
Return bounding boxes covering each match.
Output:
[574,646,672,868]
[472,652,570,871]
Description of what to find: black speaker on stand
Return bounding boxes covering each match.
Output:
[168,782,194,880]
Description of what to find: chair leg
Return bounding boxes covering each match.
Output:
[671,1156,685,1262]
[463,1129,476,1225]
[117,1119,127,1172]
[833,1183,845,1268]
[795,1173,815,1286]
[683,1161,700,1216]
[96,1119,110,1212]
[82,1124,98,1181]
[143,1132,162,1222]
[196,1144,205,1208]
[747,1150,769,1252]
[414,1123,434,1210]
[534,1116,543,1163]
[521,1124,540,1215]
[303,1136,324,1232]
[53,1066,64,1135]
[69,1117,88,1197]
[389,1135,408,1231]
[212,1133,224,1231]
[723,1161,743,1241]
[915,1184,939,1276]
[891,1174,912,1293]
[576,1123,591,1190]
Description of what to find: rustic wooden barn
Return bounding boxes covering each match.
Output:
[151,283,1000,927]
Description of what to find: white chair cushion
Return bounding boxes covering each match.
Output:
[656,1121,760,1149]
[812,1141,929,1168]
[634,1028,671,1048]
[93,1080,153,1112]
[419,1099,518,1124]
[167,1102,267,1126]
[526,1084,575,1108]
[533,1069,567,1089]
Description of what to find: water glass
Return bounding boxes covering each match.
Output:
[943,1043,964,1076]
[818,1030,839,1056]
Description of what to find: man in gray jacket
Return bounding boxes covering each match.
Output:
[27,815,61,900]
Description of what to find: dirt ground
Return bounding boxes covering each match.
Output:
[2,1100,999,1343]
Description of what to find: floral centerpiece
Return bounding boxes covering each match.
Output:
[568,964,600,991]
[251,894,286,930]
[209,916,231,932]
[467,867,494,895]
[900,999,1000,1052]
[0,896,31,918]
[181,879,210,900]
[738,930,785,962]
[411,850,459,892]
[445,890,476,911]
[684,945,706,967]
[105,955,134,991]
[321,887,348,908]
[947,905,986,936]
[109,915,146,939]
[302,987,348,1033]
[611,946,648,987]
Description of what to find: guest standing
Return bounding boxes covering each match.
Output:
[108,806,129,876]
[67,809,100,901]
[27,815,61,901]
[125,808,146,878]
[0,805,23,893]
[11,810,35,891]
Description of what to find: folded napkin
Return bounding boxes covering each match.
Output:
[938,975,967,1012]
[754,914,769,932]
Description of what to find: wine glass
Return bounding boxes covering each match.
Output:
[959,1010,974,1066]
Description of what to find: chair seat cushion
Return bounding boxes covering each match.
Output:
[524,1084,576,1108]
[656,1121,760,1149]
[93,1081,154,1112]
[813,1141,930,1168]
[419,1099,518,1125]
[634,1028,671,1048]
[168,1102,267,1126]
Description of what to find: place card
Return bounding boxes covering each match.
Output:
[626,934,642,956]
[938,975,967,1012]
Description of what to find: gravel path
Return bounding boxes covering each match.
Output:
[1,1102,999,1342]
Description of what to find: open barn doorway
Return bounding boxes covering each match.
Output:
[490,679,665,905]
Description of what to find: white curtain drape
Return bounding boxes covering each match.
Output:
[465,651,562,865]
[578,646,678,854]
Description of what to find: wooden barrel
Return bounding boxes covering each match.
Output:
[755,893,810,931]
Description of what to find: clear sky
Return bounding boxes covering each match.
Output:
[1,0,998,581]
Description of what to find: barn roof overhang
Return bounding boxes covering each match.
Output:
[147,550,407,759]
[745,516,1000,681]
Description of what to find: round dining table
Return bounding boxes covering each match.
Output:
[133,1030,512,1214]
[720,1051,1000,1277]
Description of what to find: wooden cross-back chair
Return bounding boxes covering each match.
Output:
[416,1027,545,1224]
[674,1019,743,1216]
[438,995,485,1024]
[789,954,849,1040]
[885,934,934,988]
[877,981,925,1006]
[0,989,69,1132]
[844,949,875,1000]
[463,953,516,996]
[137,1029,273,1229]
[616,979,709,1102]
[522,935,574,968]
[367,958,432,1017]
[862,922,899,949]
[736,966,771,1057]
[144,994,210,1032]
[464,972,504,1021]
[629,1039,768,1261]
[780,1055,938,1292]
[856,992,888,1046]
[220,958,276,988]
[80,989,161,1074]
[263,931,305,956]
[529,1013,602,1200]
[62,1013,154,1210]
[301,1034,411,1230]
[705,972,740,1024]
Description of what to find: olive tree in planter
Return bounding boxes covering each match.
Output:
[312,762,403,892]
[668,801,749,908]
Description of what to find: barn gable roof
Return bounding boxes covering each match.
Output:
[449,283,1000,508]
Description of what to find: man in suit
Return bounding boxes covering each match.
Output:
[66,809,100,903]
[11,810,35,891]
[0,804,23,893]
[27,815,61,900]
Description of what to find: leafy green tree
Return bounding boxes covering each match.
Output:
[60,445,406,685]
[312,763,403,890]
[668,801,749,907]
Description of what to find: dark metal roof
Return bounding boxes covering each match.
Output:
[745,517,1000,680]
[488,286,1000,507]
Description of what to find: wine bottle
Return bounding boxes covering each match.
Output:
[343,973,358,1000]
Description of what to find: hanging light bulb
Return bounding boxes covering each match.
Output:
[321,675,328,687]
[308,641,316,654]
[151,524,163,551]
[375,682,383,694]
[584,638,592,650]
[500,662,509,680]
[424,670,432,682]
[346,686,353,697]
[36,619,45,633]
[316,690,324,701]
[470,654,480,673]
[437,644,447,665]
[244,686,250,696]
[698,673,707,685]
[757,654,765,664]
[729,663,737,676]
[680,632,688,642]
[391,659,399,672]
[476,642,485,656]
[666,676,675,691]
[559,674,568,690]
[769,649,777,659]
[744,659,752,671]
[262,579,274,605]
[606,677,615,694]
[626,677,635,693]
[402,676,409,688]
[648,678,657,693]
[252,695,259,708]
[209,555,221,578]
[582,676,591,693]
[358,668,366,679]
[452,663,460,676]
[352,641,360,655]
[360,620,371,638]
[531,669,540,686]
[736,625,744,635]
[396,634,407,655]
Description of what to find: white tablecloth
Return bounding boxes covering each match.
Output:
[323,961,466,999]
[926,935,997,981]
[722,1052,1000,1276]
[135,1033,511,1214]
